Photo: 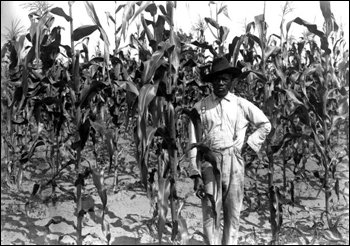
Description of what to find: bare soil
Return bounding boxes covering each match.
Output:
[1,134,349,245]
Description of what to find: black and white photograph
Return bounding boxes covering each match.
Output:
[1,1,349,245]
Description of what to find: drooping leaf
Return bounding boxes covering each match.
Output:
[98,27,111,72]
[169,31,181,87]
[59,44,72,58]
[286,17,331,54]
[236,69,267,83]
[158,4,167,16]
[186,143,218,174]
[219,26,230,43]
[141,13,155,47]
[269,185,283,238]
[264,45,281,62]
[90,120,115,172]
[284,88,305,106]
[246,21,255,33]
[138,83,160,119]
[154,15,165,46]
[221,4,231,20]
[79,81,107,109]
[121,1,136,40]
[115,4,125,14]
[105,11,116,26]
[91,167,107,209]
[50,7,72,22]
[20,136,45,164]
[320,1,332,20]
[79,119,90,151]
[254,14,266,45]
[166,1,174,22]
[131,1,152,23]
[204,17,220,29]
[73,51,80,93]
[191,40,217,57]
[145,3,157,16]
[72,25,99,41]
[18,66,28,110]
[181,108,202,142]
[141,42,169,84]
[115,80,139,96]
[84,1,102,27]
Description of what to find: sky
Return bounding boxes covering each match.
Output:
[1,1,349,59]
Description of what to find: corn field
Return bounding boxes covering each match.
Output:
[1,1,349,245]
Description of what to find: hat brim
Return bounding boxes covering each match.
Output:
[202,67,242,82]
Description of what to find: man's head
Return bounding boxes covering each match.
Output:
[202,57,241,98]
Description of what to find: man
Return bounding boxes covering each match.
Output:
[188,56,271,245]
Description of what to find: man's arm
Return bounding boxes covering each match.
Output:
[188,119,204,195]
[188,120,201,178]
[241,98,271,153]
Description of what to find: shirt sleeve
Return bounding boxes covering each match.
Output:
[241,98,271,153]
[188,117,201,178]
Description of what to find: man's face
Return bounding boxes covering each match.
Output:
[212,73,232,98]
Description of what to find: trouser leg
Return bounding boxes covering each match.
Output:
[201,160,222,245]
[221,148,245,245]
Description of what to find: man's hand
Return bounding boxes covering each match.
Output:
[192,175,205,199]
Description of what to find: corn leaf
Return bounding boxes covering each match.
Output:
[141,43,167,84]
[50,7,72,22]
[121,1,136,40]
[115,80,139,96]
[204,17,219,29]
[90,120,115,172]
[115,4,125,14]
[72,25,99,41]
[269,185,283,237]
[181,108,202,142]
[219,26,229,43]
[130,1,152,23]
[286,17,331,54]
[141,13,154,46]
[221,4,231,20]
[154,15,165,46]
[145,3,157,16]
[91,167,107,209]
[157,177,171,243]
[139,85,158,120]
[78,119,90,151]
[84,1,102,27]
[101,216,111,243]
[79,81,107,109]
[105,11,116,26]
[169,31,180,86]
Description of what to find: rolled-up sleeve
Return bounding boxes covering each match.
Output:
[188,120,201,178]
[242,99,271,153]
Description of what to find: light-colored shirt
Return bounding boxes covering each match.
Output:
[188,91,271,177]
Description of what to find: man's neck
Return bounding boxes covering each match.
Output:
[213,91,231,100]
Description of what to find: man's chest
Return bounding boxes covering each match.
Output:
[200,98,238,128]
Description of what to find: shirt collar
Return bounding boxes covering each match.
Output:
[212,91,232,102]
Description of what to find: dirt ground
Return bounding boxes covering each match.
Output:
[1,133,349,245]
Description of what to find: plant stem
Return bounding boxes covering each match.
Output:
[69,2,74,62]
[168,3,178,227]
[323,119,331,228]
[114,2,116,55]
